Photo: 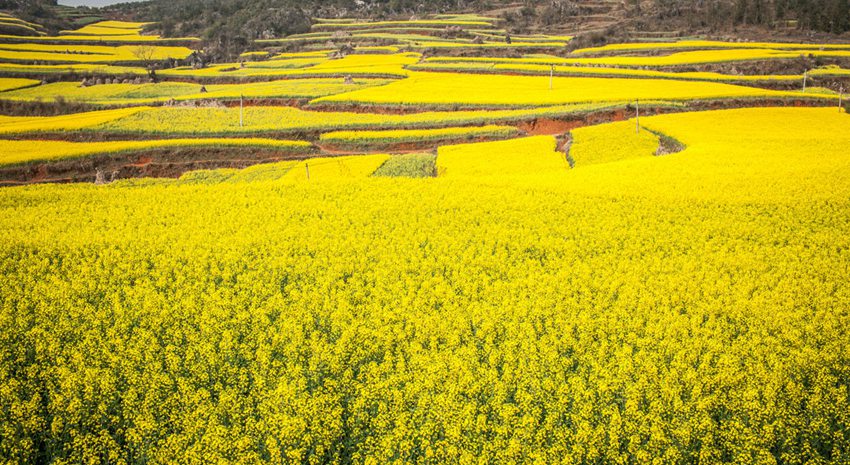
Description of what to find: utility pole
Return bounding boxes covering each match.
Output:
[635,99,640,134]
[549,64,554,90]
[803,71,808,92]
[305,161,310,180]
[840,87,845,112]
[240,94,244,127]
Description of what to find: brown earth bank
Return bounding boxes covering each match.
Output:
[0,148,321,186]
[0,98,315,117]
[0,99,110,117]
[0,130,324,142]
[0,72,400,86]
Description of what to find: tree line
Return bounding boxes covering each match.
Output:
[649,0,850,34]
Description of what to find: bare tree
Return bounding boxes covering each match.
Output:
[132,45,159,82]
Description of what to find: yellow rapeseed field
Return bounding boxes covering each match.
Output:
[0,79,393,105]
[2,107,848,464]
[0,107,147,134]
[312,19,494,30]
[414,59,803,83]
[0,63,147,76]
[0,43,194,63]
[0,12,46,36]
[566,48,850,67]
[312,72,823,108]
[160,53,419,79]
[66,21,151,36]
[570,120,660,166]
[88,103,624,136]
[437,135,568,177]
[282,154,390,181]
[0,77,40,92]
[561,107,850,202]
[178,160,300,184]
[572,39,850,55]
[1,7,849,462]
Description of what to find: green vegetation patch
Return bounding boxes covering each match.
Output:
[373,152,437,178]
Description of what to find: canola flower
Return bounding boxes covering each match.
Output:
[0,63,147,76]
[0,138,313,166]
[259,28,481,45]
[569,120,660,166]
[0,77,40,92]
[281,154,390,182]
[312,19,495,30]
[90,103,630,137]
[178,160,300,184]
[436,135,568,177]
[0,22,42,36]
[239,51,270,58]
[312,71,826,108]
[0,19,197,44]
[21,20,201,44]
[408,40,570,50]
[0,107,147,134]
[572,39,850,55]
[0,13,45,31]
[177,156,391,185]
[0,43,194,63]
[245,58,329,70]
[256,16,542,52]
[559,106,850,203]
[564,48,850,68]
[411,60,803,83]
[64,21,151,36]
[1,108,848,464]
[0,34,197,44]
[160,53,420,79]
[0,79,394,105]
[0,13,47,36]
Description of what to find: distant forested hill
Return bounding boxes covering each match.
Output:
[110,0,492,39]
[2,0,846,60]
[0,0,70,32]
[105,0,491,58]
[645,0,850,34]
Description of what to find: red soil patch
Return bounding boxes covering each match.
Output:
[128,155,153,168]
[518,118,576,135]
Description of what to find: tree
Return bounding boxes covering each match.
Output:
[132,45,159,82]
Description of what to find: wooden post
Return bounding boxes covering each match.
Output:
[305,162,310,180]
[240,94,244,127]
[803,71,807,92]
[549,64,554,90]
[635,99,640,134]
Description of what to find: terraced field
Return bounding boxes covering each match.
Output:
[0,79,394,105]
[0,137,313,165]
[0,13,845,182]
[1,10,849,465]
[311,72,831,108]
